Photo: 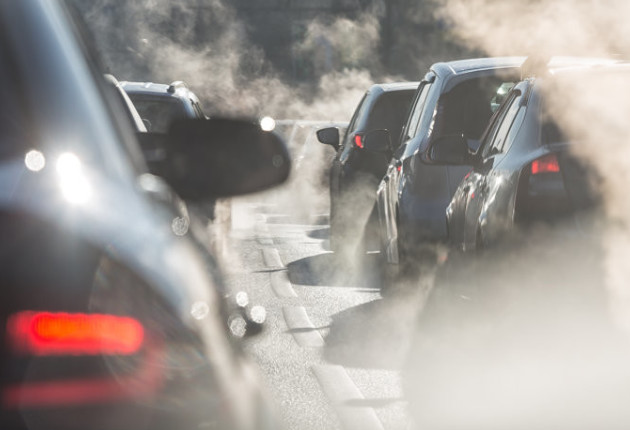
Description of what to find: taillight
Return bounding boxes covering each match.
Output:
[7,311,144,356]
[531,153,560,175]
[353,134,364,149]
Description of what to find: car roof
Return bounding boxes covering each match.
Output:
[431,57,526,77]
[373,81,420,92]
[120,80,200,102]
[120,81,171,94]
[548,61,630,77]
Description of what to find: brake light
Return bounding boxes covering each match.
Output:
[531,154,560,175]
[7,311,144,356]
[354,134,364,149]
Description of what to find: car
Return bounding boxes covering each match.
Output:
[0,1,289,429]
[428,61,626,252]
[121,80,208,132]
[105,74,148,133]
[371,57,523,282]
[121,80,225,222]
[405,61,630,430]
[316,82,418,257]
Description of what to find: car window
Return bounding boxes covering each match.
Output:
[491,82,516,112]
[433,76,513,142]
[481,90,522,158]
[341,93,368,149]
[499,101,525,153]
[129,95,188,133]
[365,89,416,149]
[403,82,432,141]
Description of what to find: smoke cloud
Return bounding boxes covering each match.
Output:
[403,1,630,429]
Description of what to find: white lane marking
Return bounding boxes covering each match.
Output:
[312,365,385,430]
[262,248,283,268]
[270,271,297,298]
[282,306,325,348]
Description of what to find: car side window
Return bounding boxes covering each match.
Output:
[403,83,432,141]
[481,90,522,158]
[499,102,525,154]
[341,93,368,150]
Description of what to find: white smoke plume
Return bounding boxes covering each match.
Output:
[403,1,630,429]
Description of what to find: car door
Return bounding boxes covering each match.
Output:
[380,81,433,259]
[328,94,367,224]
[461,89,526,250]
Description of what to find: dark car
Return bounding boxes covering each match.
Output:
[373,58,523,280]
[405,62,630,430]
[121,80,207,132]
[0,1,289,429]
[430,62,627,252]
[317,82,418,256]
[122,81,223,220]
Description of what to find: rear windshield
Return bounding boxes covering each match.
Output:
[365,89,416,149]
[435,77,516,141]
[128,95,188,133]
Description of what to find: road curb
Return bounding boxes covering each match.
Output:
[312,364,386,430]
[282,306,325,347]
[270,271,298,298]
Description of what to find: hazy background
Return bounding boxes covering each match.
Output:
[74,0,473,120]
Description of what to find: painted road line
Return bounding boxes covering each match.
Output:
[312,364,385,430]
[270,271,297,298]
[262,247,283,268]
[282,306,325,348]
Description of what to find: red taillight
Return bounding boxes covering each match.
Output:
[396,165,402,172]
[353,134,364,149]
[7,311,144,356]
[531,154,560,175]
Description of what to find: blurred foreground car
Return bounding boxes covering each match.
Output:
[371,58,523,280]
[0,1,290,429]
[317,82,418,255]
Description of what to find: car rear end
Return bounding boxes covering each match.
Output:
[0,209,233,430]
[0,1,274,429]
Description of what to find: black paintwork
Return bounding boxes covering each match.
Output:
[324,82,418,254]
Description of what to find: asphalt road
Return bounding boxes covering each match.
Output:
[221,196,427,430]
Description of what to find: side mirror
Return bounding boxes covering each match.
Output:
[139,118,291,200]
[363,129,392,153]
[316,127,340,150]
[428,134,471,165]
